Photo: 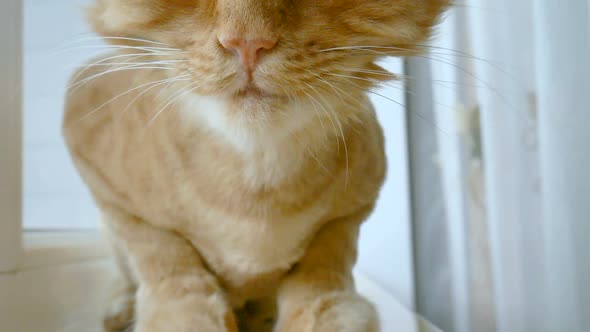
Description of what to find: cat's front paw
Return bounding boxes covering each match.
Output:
[103,286,135,332]
[275,292,379,332]
[133,284,238,332]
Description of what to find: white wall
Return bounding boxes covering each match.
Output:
[24,0,99,229]
[356,59,414,309]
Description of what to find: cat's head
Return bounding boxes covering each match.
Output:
[88,0,449,117]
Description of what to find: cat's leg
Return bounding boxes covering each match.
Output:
[274,206,379,332]
[100,204,238,332]
[103,238,137,332]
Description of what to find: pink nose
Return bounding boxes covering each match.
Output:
[220,38,278,76]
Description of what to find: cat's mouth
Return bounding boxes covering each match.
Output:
[232,85,282,101]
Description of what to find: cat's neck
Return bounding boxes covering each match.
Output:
[180,94,347,154]
[179,94,345,187]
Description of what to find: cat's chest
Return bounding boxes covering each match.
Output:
[176,200,329,302]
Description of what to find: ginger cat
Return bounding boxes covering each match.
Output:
[63,1,449,331]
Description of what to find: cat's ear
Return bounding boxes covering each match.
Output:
[87,0,155,39]
[412,0,452,37]
[423,0,452,23]
[378,0,451,45]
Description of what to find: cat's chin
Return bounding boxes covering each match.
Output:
[227,95,282,114]
[231,85,285,102]
[223,87,288,112]
[234,86,271,99]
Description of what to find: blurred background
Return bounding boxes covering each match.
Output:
[3,0,590,332]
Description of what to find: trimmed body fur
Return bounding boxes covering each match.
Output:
[63,1,449,331]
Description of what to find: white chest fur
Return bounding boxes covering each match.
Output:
[180,94,327,187]
[176,95,332,283]
[190,203,327,279]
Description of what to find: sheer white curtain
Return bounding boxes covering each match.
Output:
[410,1,590,331]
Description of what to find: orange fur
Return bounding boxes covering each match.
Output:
[63,1,449,331]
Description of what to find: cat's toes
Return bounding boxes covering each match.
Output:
[103,287,135,332]
[133,285,238,332]
[313,292,379,332]
[276,292,379,332]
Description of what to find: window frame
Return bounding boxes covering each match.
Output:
[0,0,24,273]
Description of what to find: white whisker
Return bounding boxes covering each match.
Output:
[120,70,194,118]
[54,44,186,56]
[321,46,515,111]
[301,89,328,131]
[69,64,177,92]
[146,81,204,127]
[301,80,349,188]
[292,132,334,177]
[69,60,187,69]
[335,67,488,92]
[333,74,450,137]
[61,36,171,47]
[75,74,192,122]
[301,83,339,148]
[341,47,513,110]
[70,53,159,83]
[330,72,456,112]
[303,69,370,112]
[336,67,397,79]
[318,45,503,72]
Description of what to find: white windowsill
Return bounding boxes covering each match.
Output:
[1,231,442,331]
[19,230,108,271]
